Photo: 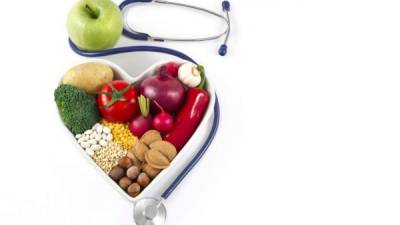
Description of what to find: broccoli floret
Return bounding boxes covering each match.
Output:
[54,84,100,135]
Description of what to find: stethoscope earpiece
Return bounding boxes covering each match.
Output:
[218,44,227,56]
[218,1,231,56]
[222,0,230,11]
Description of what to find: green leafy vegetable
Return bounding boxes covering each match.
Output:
[54,84,100,135]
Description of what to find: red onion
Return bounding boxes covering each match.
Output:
[140,67,185,113]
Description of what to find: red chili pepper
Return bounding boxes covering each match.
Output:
[164,88,210,151]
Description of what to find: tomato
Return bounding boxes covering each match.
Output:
[97,80,139,123]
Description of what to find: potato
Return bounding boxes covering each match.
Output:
[62,62,113,94]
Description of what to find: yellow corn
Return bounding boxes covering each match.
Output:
[101,119,138,151]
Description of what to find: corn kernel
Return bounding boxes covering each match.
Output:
[101,119,138,151]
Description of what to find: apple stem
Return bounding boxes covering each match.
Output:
[85,5,99,19]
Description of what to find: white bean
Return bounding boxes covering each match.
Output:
[91,144,101,151]
[106,134,113,141]
[102,133,107,139]
[75,134,82,139]
[84,130,93,135]
[96,126,103,133]
[95,134,102,141]
[81,135,89,141]
[81,141,90,148]
[85,148,94,156]
[99,140,108,146]
[103,127,111,134]
[90,133,96,139]
[88,139,97,145]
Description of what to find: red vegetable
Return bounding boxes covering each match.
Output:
[164,88,209,150]
[162,62,180,77]
[152,100,174,133]
[153,112,174,132]
[140,66,185,113]
[98,80,139,123]
[129,95,153,137]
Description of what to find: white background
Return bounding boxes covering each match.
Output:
[1,0,400,224]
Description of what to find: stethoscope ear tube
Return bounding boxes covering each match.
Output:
[120,0,231,56]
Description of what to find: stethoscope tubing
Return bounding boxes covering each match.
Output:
[68,39,196,63]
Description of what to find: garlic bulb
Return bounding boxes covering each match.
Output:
[178,63,202,88]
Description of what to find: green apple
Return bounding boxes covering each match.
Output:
[67,0,123,50]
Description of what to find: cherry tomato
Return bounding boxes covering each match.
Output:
[97,80,139,123]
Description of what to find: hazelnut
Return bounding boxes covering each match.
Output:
[109,166,125,181]
[127,183,141,197]
[137,172,150,188]
[118,156,133,169]
[126,166,140,179]
[119,177,132,190]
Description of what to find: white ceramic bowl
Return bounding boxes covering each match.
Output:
[56,58,215,202]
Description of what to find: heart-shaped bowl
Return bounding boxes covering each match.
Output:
[56,58,215,202]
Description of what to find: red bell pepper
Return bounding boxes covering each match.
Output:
[164,88,210,150]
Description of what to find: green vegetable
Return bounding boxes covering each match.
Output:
[196,65,206,90]
[54,84,100,135]
[138,95,150,117]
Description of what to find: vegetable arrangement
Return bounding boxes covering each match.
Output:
[54,61,210,197]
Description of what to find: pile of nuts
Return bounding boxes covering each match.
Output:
[108,130,177,197]
[109,156,150,197]
[134,130,177,170]
[75,123,113,156]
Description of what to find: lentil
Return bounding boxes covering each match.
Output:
[101,119,138,151]
[92,142,126,173]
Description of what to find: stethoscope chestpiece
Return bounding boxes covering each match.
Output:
[134,198,167,225]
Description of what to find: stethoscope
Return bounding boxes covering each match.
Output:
[69,0,230,225]
[69,1,225,224]
[120,0,231,56]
